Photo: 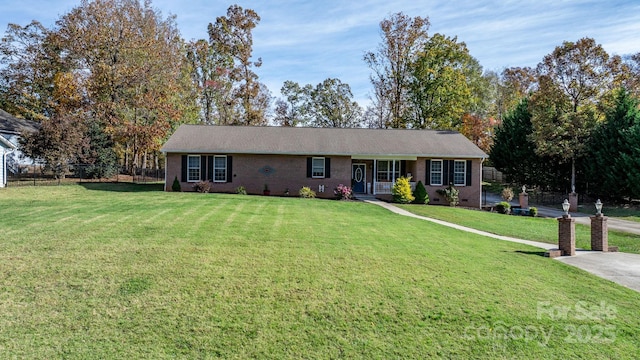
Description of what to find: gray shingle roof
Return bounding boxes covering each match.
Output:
[161,124,487,159]
[0,109,39,135]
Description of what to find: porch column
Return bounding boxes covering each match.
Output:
[392,160,396,183]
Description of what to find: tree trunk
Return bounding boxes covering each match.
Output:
[571,157,576,193]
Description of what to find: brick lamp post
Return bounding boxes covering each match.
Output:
[590,199,608,252]
[558,199,576,256]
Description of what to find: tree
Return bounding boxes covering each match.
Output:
[489,99,552,188]
[364,12,429,128]
[407,33,482,130]
[19,72,87,178]
[186,39,234,124]
[586,89,640,200]
[208,5,268,125]
[0,21,63,121]
[496,67,536,120]
[530,37,614,193]
[306,78,363,128]
[460,113,492,152]
[55,0,196,171]
[274,80,310,126]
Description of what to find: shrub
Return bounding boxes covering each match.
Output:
[501,187,514,202]
[235,186,247,195]
[171,176,181,192]
[192,181,211,193]
[392,176,415,204]
[529,207,538,217]
[334,184,353,200]
[412,180,429,204]
[437,183,459,207]
[496,201,511,214]
[299,186,316,198]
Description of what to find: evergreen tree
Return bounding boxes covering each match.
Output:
[490,99,549,187]
[587,89,640,200]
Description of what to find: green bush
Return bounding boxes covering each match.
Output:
[496,201,511,214]
[299,186,316,198]
[235,186,247,195]
[392,176,415,204]
[437,184,459,207]
[529,207,538,217]
[412,180,429,204]
[171,176,181,192]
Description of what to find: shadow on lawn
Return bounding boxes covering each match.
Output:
[513,250,547,257]
[79,182,164,193]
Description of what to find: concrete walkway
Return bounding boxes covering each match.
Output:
[365,199,640,293]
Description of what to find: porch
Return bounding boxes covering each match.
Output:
[351,158,418,195]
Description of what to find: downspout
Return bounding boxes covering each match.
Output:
[162,151,167,191]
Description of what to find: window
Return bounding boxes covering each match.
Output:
[454,160,466,186]
[312,157,325,178]
[376,160,400,182]
[430,160,442,186]
[187,155,200,182]
[213,155,227,182]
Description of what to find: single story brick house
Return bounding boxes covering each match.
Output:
[161,125,488,207]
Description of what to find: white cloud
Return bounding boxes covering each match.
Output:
[1,0,639,105]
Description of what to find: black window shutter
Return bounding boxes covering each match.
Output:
[181,155,187,182]
[200,156,207,180]
[466,160,472,186]
[448,160,455,185]
[426,160,431,185]
[226,156,233,183]
[306,157,312,178]
[442,160,449,185]
[401,160,406,176]
[207,156,213,181]
[325,158,331,178]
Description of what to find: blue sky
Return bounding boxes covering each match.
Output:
[1,0,639,105]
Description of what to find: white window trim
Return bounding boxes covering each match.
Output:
[376,160,400,182]
[430,159,443,186]
[312,157,325,178]
[213,155,227,183]
[453,160,466,187]
[187,155,201,183]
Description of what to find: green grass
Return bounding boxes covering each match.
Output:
[578,205,640,223]
[397,204,640,254]
[1,184,639,358]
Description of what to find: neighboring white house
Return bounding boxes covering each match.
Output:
[0,134,16,187]
[0,109,39,186]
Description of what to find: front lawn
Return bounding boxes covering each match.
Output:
[397,204,640,254]
[0,184,639,358]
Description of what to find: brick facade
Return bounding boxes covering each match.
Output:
[590,215,609,252]
[165,153,484,207]
[557,216,576,256]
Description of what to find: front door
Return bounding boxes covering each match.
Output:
[352,164,366,193]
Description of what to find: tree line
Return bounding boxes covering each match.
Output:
[2,0,640,198]
[490,38,640,201]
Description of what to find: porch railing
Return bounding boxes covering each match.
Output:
[374,181,416,194]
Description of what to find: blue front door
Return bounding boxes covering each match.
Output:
[352,164,366,193]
